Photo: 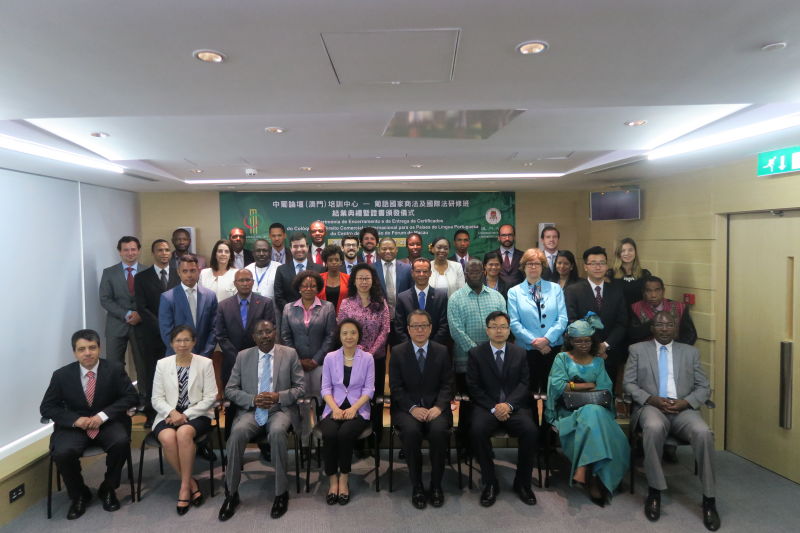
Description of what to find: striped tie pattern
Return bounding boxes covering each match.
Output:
[177,366,190,410]
[85,371,99,439]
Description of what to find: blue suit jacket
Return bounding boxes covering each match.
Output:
[374,260,413,297]
[159,284,218,356]
[508,279,568,349]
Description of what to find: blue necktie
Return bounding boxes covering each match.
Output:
[255,353,272,426]
[658,345,669,397]
[495,350,506,401]
[296,262,304,273]
[418,290,426,310]
[240,298,248,327]
[417,348,426,373]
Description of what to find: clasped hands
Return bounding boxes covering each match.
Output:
[410,406,443,423]
[74,415,104,430]
[647,396,689,414]
[493,402,512,421]
[532,337,550,354]
[254,391,280,409]
[165,409,189,426]
[331,406,359,420]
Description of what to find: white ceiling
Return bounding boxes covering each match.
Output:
[1,0,800,192]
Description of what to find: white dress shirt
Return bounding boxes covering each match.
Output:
[246,262,280,299]
[80,362,108,423]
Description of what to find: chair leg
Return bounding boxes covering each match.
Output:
[388,428,394,493]
[468,454,474,489]
[47,457,53,519]
[158,446,164,475]
[294,434,301,495]
[629,434,636,494]
[56,465,61,492]
[456,438,463,490]
[208,455,215,497]
[137,441,147,502]
[127,450,135,503]
[305,434,313,493]
[216,417,226,473]
[374,432,380,492]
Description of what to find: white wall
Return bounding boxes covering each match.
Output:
[0,171,139,459]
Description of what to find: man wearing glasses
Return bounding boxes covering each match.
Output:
[389,310,453,509]
[492,224,524,287]
[565,246,628,391]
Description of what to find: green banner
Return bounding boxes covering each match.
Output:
[220,191,515,259]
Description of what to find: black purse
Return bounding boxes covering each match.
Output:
[561,389,613,410]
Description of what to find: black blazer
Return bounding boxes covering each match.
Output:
[135,265,180,328]
[40,359,139,430]
[466,341,531,412]
[389,340,453,415]
[490,248,524,287]
[392,287,449,345]
[564,279,628,349]
[235,249,255,267]
[273,261,325,313]
[215,293,277,362]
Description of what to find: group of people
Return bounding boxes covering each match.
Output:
[39,221,718,531]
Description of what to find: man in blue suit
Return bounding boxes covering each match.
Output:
[159,255,218,357]
[373,237,413,317]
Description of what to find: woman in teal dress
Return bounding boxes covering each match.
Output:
[545,314,630,506]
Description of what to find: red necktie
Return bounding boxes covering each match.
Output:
[594,285,603,309]
[315,248,323,265]
[85,371,99,439]
[503,251,511,270]
[366,254,373,265]
[126,267,134,295]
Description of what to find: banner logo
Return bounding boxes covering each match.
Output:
[243,208,263,235]
[485,208,501,225]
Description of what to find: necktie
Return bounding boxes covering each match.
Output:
[255,353,272,426]
[417,348,426,373]
[347,263,353,274]
[187,288,197,325]
[418,290,426,310]
[85,371,99,439]
[658,345,669,397]
[296,262,304,273]
[366,253,373,265]
[385,262,396,308]
[594,285,603,309]
[460,257,466,271]
[234,253,244,269]
[503,251,511,270]
[160,269,168,291]
[315,248,323,265]
[549,254,555,271]
[126,267,134,295]
[495,350,506,401]
[240,298,248,327]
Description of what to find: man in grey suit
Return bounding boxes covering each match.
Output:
[624,311,720,531]
[219,319,305,522]
[99,236,147,392]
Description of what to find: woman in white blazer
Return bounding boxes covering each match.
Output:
[152,324,218,515]
[428,236,465,297]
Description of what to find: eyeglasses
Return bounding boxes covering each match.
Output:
[524,262,542,268]
[499,233,514,238]
[586,262,607,267]
[408,323,431,330]
[355,277,372,282]
[487,325,510,331]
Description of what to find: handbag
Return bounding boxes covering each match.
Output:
[560,389,613,410]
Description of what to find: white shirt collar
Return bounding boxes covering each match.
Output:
[80,361,100,378]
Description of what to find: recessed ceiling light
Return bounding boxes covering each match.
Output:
[299,166,313,171]
[761,42,787,52]
[90,131,109,138]
[523,161,535,167]
[189,169,203,174]
[390,81,401,86]
[264,126,285,134]
[193,49,225,63]
[516,40,549,55]
[624,120,648,127]
[411,163,423,168]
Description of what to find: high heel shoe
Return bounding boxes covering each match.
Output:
[190,478,204,507]
[588,475,606,508]
[177,499,191,515]
[326,492,339,505]
[338,484,350,506]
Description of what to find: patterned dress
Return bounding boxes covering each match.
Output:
[545,352,630,493]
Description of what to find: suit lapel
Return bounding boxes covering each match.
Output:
[647,343,660,389]
[187,355,198,391]
[271,347,283,392]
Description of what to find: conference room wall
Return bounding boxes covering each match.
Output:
[138,190,589,264]
[586,156,800,447]
[0,170,139,458]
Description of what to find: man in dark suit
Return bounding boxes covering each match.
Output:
[374,237,413,317]
[229,227,255,269]
[218,320,305,521]
[358,226,379,264]
[540,225,560,282]
[98,236,146,369]
[493,224,524,287]
[134,239,180,427]
[449,229,472,271]
[309,220,328,266]
[393,258,449,345]
[158,255,218,357]
[169,227,207,270]
[273,232,324,314]
[390,310,453,509]
[565,246,628,389]
[467,311,538,507]
[215,269,277,387]
[40,329,139,520]
[340,235,360,274]
[624,311,719,531]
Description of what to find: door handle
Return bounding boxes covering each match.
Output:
[780,341,793,429]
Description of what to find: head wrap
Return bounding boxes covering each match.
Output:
[566,311,605,338]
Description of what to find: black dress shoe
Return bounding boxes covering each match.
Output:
[479,482,498,507]
[97,482,120,512]
[326,492,339,505]
[218,492,240,521]
[270,492,289,519]
[513,481,537,506]
[429,486,444,508]
[338,491,350,505]
[702,497,721,531]
[645,489,661,522]
[411,486,427,509]
[66,486,92,520]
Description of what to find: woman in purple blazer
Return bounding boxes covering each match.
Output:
[319,318,375,506]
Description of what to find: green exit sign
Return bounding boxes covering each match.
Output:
[758,147,800,177]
